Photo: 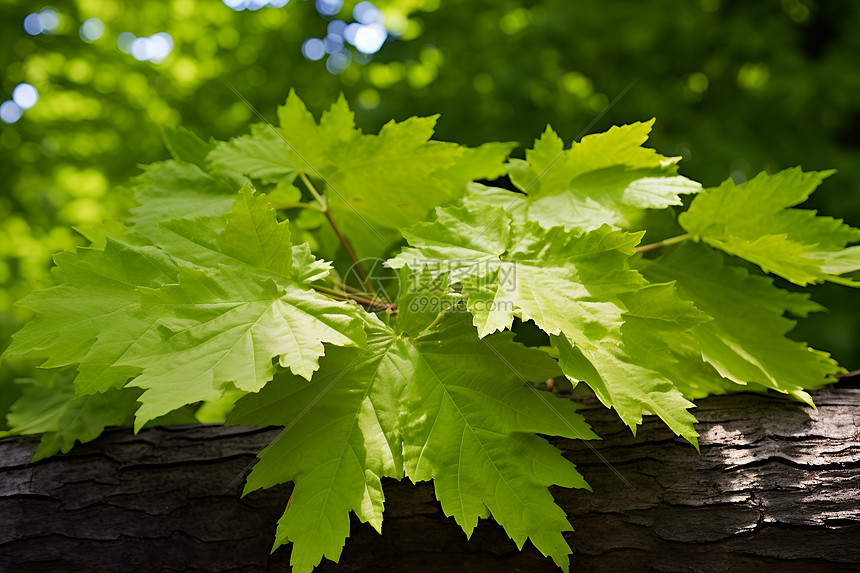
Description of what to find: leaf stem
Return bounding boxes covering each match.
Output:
[422,308,449,333]
[271,201,326,212]
[634,233,690,254]
[297,170,377,296]
[324,210,377,295]
[298,171,326,209]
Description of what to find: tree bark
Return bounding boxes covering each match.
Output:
[1,389,858,573]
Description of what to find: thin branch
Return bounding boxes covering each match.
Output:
[313,285,393,310]
[312,284,371,304]
[634,233,691,254]
[337,282,371,296]
[312,286,353,302]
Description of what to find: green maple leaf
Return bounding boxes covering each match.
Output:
[394,266,453,334]
[434,141,519,188]
[399,314,594,569]
[124,125,247,252]
[128,160,243,245]
[679,167,860,285]
[230,310,595,573]
[209,123,298,184]
[388,204,511,273]
[125,188,366,427]
[129,266,365,429]
[613,282,735,400]
[161,125,215,169]
[819,245,860,276]
[160,184,294,279]
[3,240,179,393]
[477,221,645,341]
[506,121,701,231]
[390,206,643,340]
[209,91,514,259]
[286,95,463,229]
[275,90,356,173]
[552,281,710,444]
[187,182,336,278]
[5,188,366,429]
[638,242,842,404]
[389,206,700,441]
[228,316,403,573]
[154,184,331,284]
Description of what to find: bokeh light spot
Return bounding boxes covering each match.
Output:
[328,19,347,36]
[687,72,709,94]
[324,33,344,54]
[354,2,384,25]
[358,88,380,109]
[0,101,23,124]
[129,33,174,63]
[23,14,43,35]
[345,23,387,54]
[38,9,60,34]
[499,8,532,35]
[316,0,343,17]
[80,18,105,42]
[23,9,62,35]
[737,63,770,90]
[326,51,351,74]
[66,59,94,84]
[223,0,290,9]
[130,38,149,60]
[148,33,174,61]
[588,92,610,112]
[561,71,593,97]
[12,84,39,110]
[384,12,408,37]
[117,32,136,53]
[302,38,326,61]
[217,27,241,49]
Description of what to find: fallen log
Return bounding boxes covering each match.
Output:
[1,389,858,572]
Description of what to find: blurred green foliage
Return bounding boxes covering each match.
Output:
[2,0,859,415]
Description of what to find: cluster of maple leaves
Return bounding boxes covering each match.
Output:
[4,93,858,572]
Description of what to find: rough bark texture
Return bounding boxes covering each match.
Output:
[1,389,859,573]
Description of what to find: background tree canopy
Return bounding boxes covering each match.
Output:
[1,0,858,425]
